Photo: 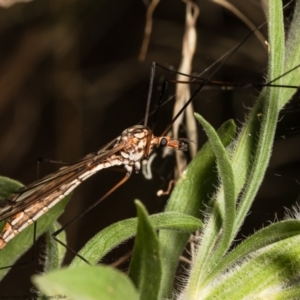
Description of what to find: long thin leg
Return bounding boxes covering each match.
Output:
[52,174,130,263]
[151,79,168,133]
[144,62,156,127]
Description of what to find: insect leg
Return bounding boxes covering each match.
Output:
[51,174,130,264]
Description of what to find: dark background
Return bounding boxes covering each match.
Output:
[0,0,299,296]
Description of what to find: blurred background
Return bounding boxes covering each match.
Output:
[0,0,299,296]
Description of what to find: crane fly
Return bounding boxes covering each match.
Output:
[0,65,299,268]
[0,2,299,272]
[0,64,297,256]
[0,67,298,261]
[0,124,187,250]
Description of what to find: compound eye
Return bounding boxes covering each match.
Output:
[159,138,168,147]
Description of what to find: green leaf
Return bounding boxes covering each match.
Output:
[43,221,67,273]
[202,234,300,299]
[187,113,236,288]
[0,176,71,280]
[272,286,300,300]
[129,200,162,299]
[232,0,297,239]
[278,0,300,108]
[0,176,23,198]
[202,220,300,286]
[158,119,236,298]
[177,2,300,299]
[32,265,139,300]
[71,211,202,267]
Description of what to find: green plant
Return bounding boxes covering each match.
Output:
[1,0,300,299]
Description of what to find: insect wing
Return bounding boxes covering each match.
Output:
[0,140,125,222]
